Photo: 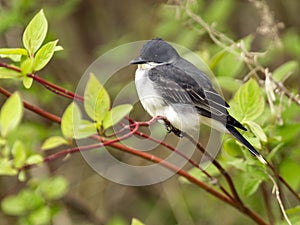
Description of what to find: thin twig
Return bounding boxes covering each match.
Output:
[134,130,234,200]
[183,133,244,208]
[267,174,292,225]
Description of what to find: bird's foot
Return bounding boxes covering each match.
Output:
[163,119,183,137]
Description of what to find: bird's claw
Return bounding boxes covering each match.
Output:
[164,120,183,137]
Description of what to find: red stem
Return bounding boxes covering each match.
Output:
[0,87,61,123]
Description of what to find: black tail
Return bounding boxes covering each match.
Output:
[226,125,267,164]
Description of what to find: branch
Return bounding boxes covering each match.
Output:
[133,129,234,200]
[182,133,244,207]
[0,62,83,102]
[0,87,61,123]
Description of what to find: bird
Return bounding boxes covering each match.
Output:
[130,38,266,164]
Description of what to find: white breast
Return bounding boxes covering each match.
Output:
[134,64,200,133]
[135,64,166,118]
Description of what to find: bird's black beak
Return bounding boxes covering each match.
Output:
[129,57,147,64]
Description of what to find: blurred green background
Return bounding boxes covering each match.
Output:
[0,0,300,224]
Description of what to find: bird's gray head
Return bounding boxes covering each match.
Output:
[130,38,179,64]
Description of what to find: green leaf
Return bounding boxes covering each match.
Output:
[217,76,242,93]
[244,121,267,142]
[266,143,284,161]
[12,141,26,168]
[26,154,43,165]
[215,51,244,77]
[22,9,48,55]
[0,159,18,176]
[0,92,23,137]
[229,79,264,121]
[39,176,69,200]
[204,0,234,25]
[20,189,44,211]
[54,45,64,52]
[1,194,26,216]
[0,48,28,62]
[28,206,51,225]
[103,104,133,130]
[34,40,58,71]
[23,76,34,89]
[242,178,262,197]
[279,158,300,190]
[74,120,97,139]
[0,67,21,79]
[21,57,34,75]
[221,155,247,171]
[273,61,298,82]
[18,171,26,182]
[246,164,269,181]
[41,136,68,150]
[223,138,243,157]
[61,102,81,141]
[286,206,300,215]
[84,73,110,122]
[242,132,261,150]
[131,218,145,225]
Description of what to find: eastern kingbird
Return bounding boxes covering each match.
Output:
[130,38,266,164]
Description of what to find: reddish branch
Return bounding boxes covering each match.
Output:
[0,87,61,123]
[0,62,83,101]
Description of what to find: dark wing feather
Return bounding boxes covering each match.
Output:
[148,64,246,130]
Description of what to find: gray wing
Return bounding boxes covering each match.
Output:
[148,64,246,130]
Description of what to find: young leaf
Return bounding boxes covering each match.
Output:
[33,40,58,71]
[84,73,110,122]
[23,190,45,210]
[131,218,145,225]
[18,171,26,182]
[229,79,264,121]
[23,76,34,89]
[279,158,300,190]
[38,176,69,200]
[244,121,267,142]
[21,57,34,75]
[0,48,28,62]
[26,154,43,165]
[12,141,26,168]
[1,194,26,216]
[242,178,262,197]
[28,206,51,225]
[0,67,21,79]
[215,51,244,77]
[54,45,64,52]
[61,102,81,141]
[103,104,133,130]
[273,61,298,82]
[74,120,97,139]
[0,92,23,137]
[41,136,68,150]
[223,138,243,157]
[0,159,18,176]
[22,9,48,55]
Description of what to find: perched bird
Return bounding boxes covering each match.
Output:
[130,38,266,164]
